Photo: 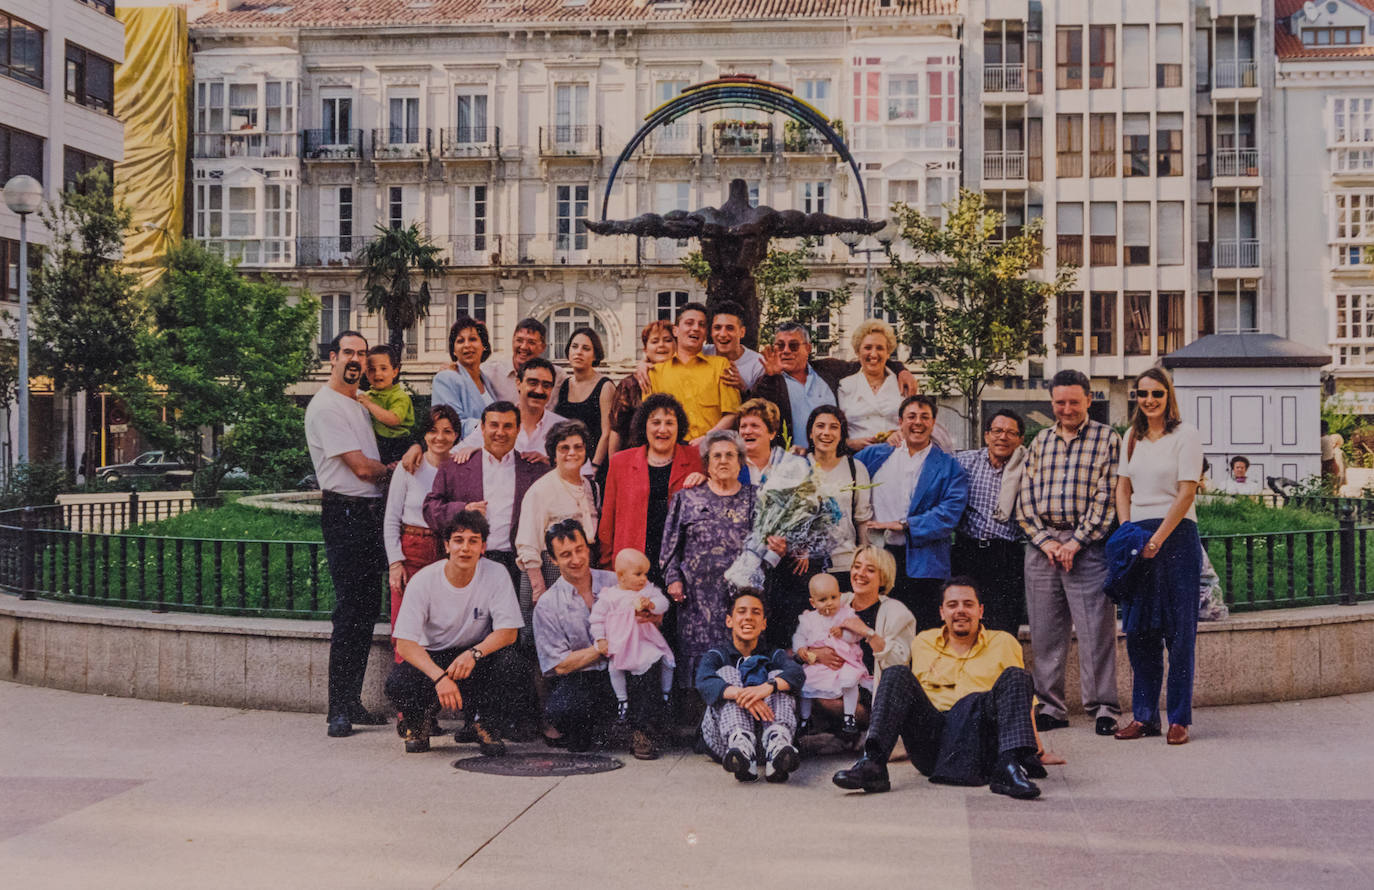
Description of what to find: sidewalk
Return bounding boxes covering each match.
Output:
[1,681,1371,889]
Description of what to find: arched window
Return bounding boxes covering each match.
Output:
[541,305,609,359]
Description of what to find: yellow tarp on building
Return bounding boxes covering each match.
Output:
[114,6,189,287]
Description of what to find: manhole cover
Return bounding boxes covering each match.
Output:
[452,752,624,777]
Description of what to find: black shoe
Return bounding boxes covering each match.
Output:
[1095,716,1119,736]
[402,721,431,754]
[326,715,352,738]
[838,714,859,740]
[1018,752,1048,780]
[471,721,506,757]
[565,732,592,753]
[1035,713,1069,732]
[764,742,800,784]
[989,756,1041,800]
[832,757,891,793]
[344,702,388,726]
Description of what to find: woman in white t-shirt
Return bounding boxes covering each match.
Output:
[1113,367,1204,747]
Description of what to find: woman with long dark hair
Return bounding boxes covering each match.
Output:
[1113,367,1204,746]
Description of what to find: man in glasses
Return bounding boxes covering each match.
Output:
[458,357,566,460]
[1016,369,1122,737]
[754,322,921,450]
[952,410,1028,635]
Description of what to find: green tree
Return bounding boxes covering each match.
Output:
[683,237,850,350]
[358,223,444,358]
[121,242,319,495]
[29,168,143,479]
[879,189,1076,447]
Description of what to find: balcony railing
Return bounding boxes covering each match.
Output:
[983,63,1026,93]
[302,129,364,160]
[439,127,500,159]
[983,150,1026,180]
[297,235,369,266]
[712,123,775,156]
[1215,238,1260,268]
[446,235,498,265]
[1056,235,1084,266]
[540,124,602,156]
[192,132,297,159]
[370,128,432,159]
[199,237,295,267]
[1214,59,1258,90]
[648,124,704,156]
[1215,147,1259,177]
[782,127,835,155]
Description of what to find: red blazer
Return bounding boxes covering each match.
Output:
[597,444,702,569]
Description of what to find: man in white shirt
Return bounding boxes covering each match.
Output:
[704,300,764,393]
[386,510,528,755]
[482,316,566,404]
[458,357,565,459]
[305,330,392,739]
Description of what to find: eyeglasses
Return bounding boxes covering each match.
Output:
[774,341,805,352]
[986,428,1020,437]
[1135,389,1166,399]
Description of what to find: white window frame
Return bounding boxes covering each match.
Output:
[455,90,489,144]
[799,180,827,213]
[656,290,690,320]
[542,304,608,358]
[554,83,590,145]
[555,183,589,252]
[455,184,487,256]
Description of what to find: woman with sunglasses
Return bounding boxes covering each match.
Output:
[1113,367,1204,746]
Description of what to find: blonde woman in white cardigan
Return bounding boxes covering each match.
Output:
[516,420,600,602]
[796,545,916,734]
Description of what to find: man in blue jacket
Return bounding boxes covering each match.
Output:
[856,395,969,631]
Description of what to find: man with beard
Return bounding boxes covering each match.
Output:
[832,578,1044,799]
[305,330,392,738]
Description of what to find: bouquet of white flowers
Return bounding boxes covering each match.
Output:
[724,456,846,590]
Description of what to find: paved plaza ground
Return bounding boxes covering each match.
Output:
[2,680,1372,889]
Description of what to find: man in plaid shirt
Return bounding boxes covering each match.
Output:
[1017,369,1122,737]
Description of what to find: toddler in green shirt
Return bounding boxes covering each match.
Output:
[359,345,415,464]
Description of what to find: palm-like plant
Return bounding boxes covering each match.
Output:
[358,223,444,356]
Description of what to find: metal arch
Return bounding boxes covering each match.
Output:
[598,79,870,222]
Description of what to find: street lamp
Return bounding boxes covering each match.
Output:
[841,221,897,318]
[3,174,42,465]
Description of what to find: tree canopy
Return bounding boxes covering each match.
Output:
[358,223,444,358]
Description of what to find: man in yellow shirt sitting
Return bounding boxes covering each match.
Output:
[647,302,740,446]
[832,577,1045,799]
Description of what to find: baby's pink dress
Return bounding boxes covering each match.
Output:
[588,584,676,675]
[792,604,873,699]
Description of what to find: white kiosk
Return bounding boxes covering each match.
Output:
[1161,334,1328,485]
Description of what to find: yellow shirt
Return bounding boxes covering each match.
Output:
[647,352,741,441]
[909,626,1026,712]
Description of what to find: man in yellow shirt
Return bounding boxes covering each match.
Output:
[832,577,1044,799]
[647,302,740,445]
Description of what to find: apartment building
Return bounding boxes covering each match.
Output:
[964,0,1273,415]
[189,0,962,388]
[0,0,124,466]
[1273,0,1374,407]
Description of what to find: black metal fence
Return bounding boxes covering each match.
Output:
[0,497,375,621]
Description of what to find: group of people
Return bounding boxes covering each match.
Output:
[303,303,1207,799]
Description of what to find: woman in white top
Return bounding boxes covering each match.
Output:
[1113,367,1204,746]
[795,546,916,734]
[383,405,460,655]
[805,405,873,589]
[837,319,905,452]
[515,419,600,601]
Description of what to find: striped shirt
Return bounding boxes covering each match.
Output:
[1016,420,1120,548]
[954,449,1020,542]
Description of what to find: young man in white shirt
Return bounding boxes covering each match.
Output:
[386,510,528,755]
[704,300,764,393]
[305,330,392,739]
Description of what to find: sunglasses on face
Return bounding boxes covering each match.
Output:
[1136,389,1166,399]
[775,341,805,352]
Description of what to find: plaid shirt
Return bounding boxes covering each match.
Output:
[1016,420,1120,548]
[954,449,1020,542]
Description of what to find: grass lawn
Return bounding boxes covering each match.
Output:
[126,502,324,542]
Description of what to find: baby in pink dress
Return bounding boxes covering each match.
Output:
[590,549,676,721]
[792,574,873,737]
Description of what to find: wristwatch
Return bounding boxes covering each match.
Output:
[803,649,818,665]
[470,647,484,661]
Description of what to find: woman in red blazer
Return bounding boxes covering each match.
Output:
[597,393,702,580]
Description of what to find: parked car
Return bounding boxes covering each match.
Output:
[96,451,194,488]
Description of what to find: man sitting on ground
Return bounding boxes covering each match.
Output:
[695,589,806,783]
[386,510,528,756]
[832,576,1046,799]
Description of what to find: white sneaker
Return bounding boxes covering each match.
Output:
[722,729,757,782]
[763,727,799,784]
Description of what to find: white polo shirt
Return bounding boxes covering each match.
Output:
[392,558,524,651]
[304,386,382,498]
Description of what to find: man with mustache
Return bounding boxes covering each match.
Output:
[305,330,392,739]
[458,357,566,459]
